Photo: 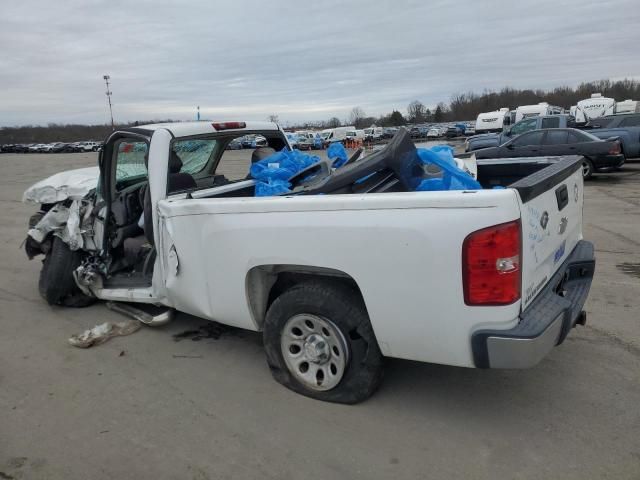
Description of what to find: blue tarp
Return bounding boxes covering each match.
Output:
[327,142,348,168]
[250,149,321,196]
[412,145,481,191]
[250,143,480,196]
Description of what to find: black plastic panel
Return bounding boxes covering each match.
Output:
[509,156,583,203]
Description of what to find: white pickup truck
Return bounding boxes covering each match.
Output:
[23,122,595,403]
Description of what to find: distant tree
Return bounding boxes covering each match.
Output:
[407,100,427,123]
[268,114,279,124]
[388,110,406,126]
[433,102,447,122]
[425,108,432,121]
[326,117,341,128]
[348,106,366,126]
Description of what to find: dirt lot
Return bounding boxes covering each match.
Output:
[1,152,639,480]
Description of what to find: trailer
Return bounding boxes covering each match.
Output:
[475,108,512,134]
[514,103,564,123]
[574,93,616,124]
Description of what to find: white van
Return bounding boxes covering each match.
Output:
[475,108,512,134]
[346,129,365,141]
[514,103,564,123]
[574,93,616,124]
[363,127,384,140]
[321,126,356,143]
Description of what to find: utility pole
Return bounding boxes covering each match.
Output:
[103,75,115,130]
[197,105,200,121]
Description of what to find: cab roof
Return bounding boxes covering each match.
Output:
[122,121,280,138]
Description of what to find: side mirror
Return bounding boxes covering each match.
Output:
[504,127,512,136]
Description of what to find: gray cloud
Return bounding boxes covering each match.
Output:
[1,0,638,126]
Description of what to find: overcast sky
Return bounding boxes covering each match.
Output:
[1,0,638,127]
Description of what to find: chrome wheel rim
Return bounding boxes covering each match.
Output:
[280,314,349,391]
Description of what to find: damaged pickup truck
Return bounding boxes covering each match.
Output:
[23,121,595,403]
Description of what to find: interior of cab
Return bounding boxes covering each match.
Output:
[104,130,287,286]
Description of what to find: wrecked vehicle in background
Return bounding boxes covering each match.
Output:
[23,122,595,403]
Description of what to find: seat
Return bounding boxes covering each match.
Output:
[252,147,276,163]
[143,150,197,245]
[246,147,276,179]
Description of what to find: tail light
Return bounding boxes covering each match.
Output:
[609,141,621,155]
[463,220,521,305]
[212,122,246,130]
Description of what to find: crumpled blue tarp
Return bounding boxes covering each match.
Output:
[251,143,480,197]
[251,149,321,196]
[412,145,481,191]
[327,142,348,168]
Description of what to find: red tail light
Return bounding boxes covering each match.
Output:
[609,141,621,155]
[211,122,246,130]
[463,220,521,306]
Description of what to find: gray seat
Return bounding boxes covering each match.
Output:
[143,150,197,245]
[246,147,276,179]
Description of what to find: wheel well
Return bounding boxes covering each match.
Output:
[245,265,364,330]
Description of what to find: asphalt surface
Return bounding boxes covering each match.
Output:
[1,151,639,480]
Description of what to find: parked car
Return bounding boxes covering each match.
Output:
[28,144,46,153]
[445,126,464,138]
[78,141,102,152]
[22,123,594,404]
[226,138,243,150]
[382,127,398,139]
[466,113,640,158]
[296,135,314,150]
[363,127,384,142]
[285,133,299,149]
[426,127,440,138]
[43,142,68,153]
[473,128,624,179]
[345,129,365,142]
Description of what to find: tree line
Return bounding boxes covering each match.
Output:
[2,78,639,143]
[313,78,640,129]
[0,120,176,145]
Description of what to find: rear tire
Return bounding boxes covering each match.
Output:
[581,158,594,180]
[39,236,94,307]
[263,280,383,404]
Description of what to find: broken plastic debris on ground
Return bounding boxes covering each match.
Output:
[68,320,142,348]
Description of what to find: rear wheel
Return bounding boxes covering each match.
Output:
[581,158,594,180]
[39,236,94,307]
[263,280,383,404]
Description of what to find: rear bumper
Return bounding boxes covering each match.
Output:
[593,154,625,171]
[471,240,595,369]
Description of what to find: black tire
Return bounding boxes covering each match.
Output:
[263,280,383,404]
[582,158,594,180]
[38,236,94,307]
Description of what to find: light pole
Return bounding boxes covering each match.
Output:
[197,105,200,121]
[103,75,115,130]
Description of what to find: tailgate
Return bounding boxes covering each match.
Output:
[511,156,585,309]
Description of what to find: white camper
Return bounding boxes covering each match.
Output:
[574,93,616,124]
[616,99,639,115]
[475,107,512,134]
[514,103,564,123]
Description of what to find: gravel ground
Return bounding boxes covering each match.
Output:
[0,151,639,480]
